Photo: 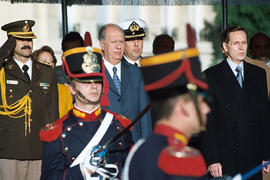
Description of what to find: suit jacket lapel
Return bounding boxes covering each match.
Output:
[242,61,255,91]
[121,60,129,97]
[220,60,243,101]
[105,67,120,96]
[222,60,243,90]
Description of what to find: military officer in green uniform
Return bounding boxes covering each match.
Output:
[0,20,59,180]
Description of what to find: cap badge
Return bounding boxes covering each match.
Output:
[129,21,140,32]
[82,50,101,73]
[23,24,30,32]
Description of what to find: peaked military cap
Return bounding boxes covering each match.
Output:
[140,48,208,100]
[62,46,104,83]
[1,20,37,39]
[62,46,110,106]
[119,18,146,40]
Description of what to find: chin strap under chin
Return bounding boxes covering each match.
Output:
[187,83,205,131]
[68,78,99,105]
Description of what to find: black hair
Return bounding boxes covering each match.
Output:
[61,32,84,52]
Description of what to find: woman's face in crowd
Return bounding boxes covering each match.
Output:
[38,51,55,68]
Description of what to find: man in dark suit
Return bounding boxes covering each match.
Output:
[0,20,59,180]
[119,18,147,67]
[123,48,210,180]
[201,26,270,179]
[98,23,152,142]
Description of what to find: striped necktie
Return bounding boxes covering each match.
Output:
[112,67,121,95]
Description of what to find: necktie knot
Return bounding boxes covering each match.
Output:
[22,65,29,72]
[113,67,117,74]
[22,65,30,83]
[235,66,242,74]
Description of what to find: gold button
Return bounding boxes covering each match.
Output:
[29,90,32,93]
[9,89,12,92]
[117,126,120,130]
[119,142,123,146]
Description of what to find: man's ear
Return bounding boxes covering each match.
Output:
[99,40,105,51]
[175,99,189,117]
[180,102,189,118]
[222,42,228,53]
[67,83,76,96]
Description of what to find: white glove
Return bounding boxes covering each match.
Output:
[232,174,242,180]
[80,153,99,180]
[79,145,119,179]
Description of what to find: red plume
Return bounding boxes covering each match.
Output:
[84,31,92,47]
[100,60,110,107]
[186,24,196,48]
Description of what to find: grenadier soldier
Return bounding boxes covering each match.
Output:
[119,18,146,67]
[0,20,59,180]
[40,46,133,179]
[123,48,211,180]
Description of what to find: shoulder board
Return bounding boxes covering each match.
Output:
[115,114,133,131]
[158,146,206,177]
[104,109,133,131]
[39,114,69,142]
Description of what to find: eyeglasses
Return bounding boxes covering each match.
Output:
[228,41,248,47]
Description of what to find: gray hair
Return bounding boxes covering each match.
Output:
[98,23,124,42]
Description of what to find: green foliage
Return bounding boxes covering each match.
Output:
[201,5,270,65]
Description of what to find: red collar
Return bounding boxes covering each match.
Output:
[72,106,102,121]
[154,123,188,148]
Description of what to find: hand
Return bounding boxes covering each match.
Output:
[80,153,98,178]
[262,160,270,173]
[0,36,16,62]
[208,163,223,178]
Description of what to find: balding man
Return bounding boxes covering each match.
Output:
[98,24,152,142]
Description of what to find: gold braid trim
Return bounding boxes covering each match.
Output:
[0,67,32,136]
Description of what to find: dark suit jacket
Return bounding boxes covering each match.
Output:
[55,65,68,84]
[0,58,59,160]
[201,59,270,179]
[104,59,152,142]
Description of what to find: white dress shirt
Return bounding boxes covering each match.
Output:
[14,57,33,80]
[124,55,141,67]
[103,58,121,80]
[226,57,244,79]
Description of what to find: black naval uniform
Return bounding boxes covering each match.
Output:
[40,106,133,180]
[123,123,207,180]
[0,57,59,160]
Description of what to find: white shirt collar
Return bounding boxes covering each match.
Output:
[267,60,270,67]
[13,57,32,80]
[226,57,244,78]
[124,55,141,67]
[74,103,100,115]
[103,58,121,80]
